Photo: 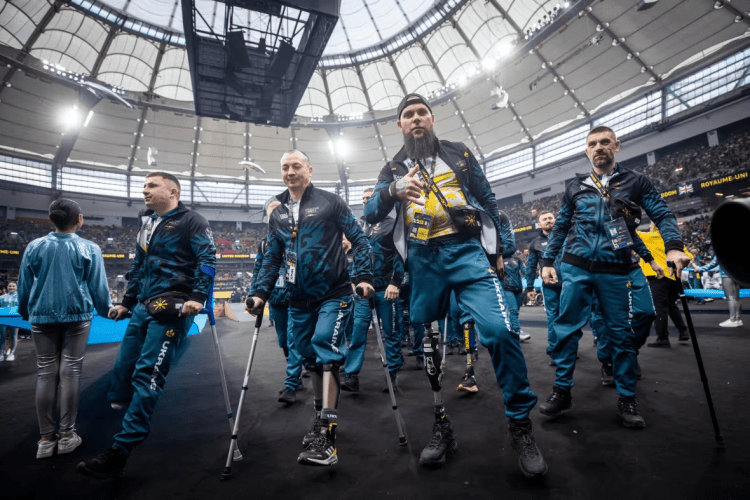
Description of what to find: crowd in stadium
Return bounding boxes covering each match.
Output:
[631,129,750,192]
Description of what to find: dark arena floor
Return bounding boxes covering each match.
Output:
[1,300,748,500]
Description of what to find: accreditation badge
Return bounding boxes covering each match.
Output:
[286,251,298,284]
[603,218,634,250]
[408,212,433,245]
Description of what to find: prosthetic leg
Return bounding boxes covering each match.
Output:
[456,322,479,393]
[220,310,264,480]
[298,363,340,465]
[419,324,457,467]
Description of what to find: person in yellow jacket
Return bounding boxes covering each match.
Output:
[637,222,692,347]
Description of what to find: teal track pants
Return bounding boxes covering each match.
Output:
[108,304,194,452]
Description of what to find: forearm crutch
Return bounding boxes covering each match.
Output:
[221,309,264,479]
[356,287,407,446]
[670,262,725,447]
[199,265,242,462]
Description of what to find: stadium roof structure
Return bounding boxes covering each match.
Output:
[1,0,750,204]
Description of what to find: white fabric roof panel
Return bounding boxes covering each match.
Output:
[30,9,108,74]
[153,46,193,101]
[394,45,442,95]
[360,60,403,110]
[0,0,49,49]
[457,1,514,60]
[96,34,158,91]
[296,71,330,118]
[424,25,479,85]
[326,67,370,115]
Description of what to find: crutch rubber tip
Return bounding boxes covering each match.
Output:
[399,436,408,446]
[233,448,243,462]
[220,467,233,480]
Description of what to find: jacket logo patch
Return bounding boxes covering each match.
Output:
[305,207,320,216]
[166,329,175,337]
[339,301,349,308]
[463,152,469,157]
[488,267,495,275]
[626,281,632,288]
[280,214,289,219]
[153,299,168,311]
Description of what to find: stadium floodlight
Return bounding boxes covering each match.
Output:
[61,106,82,130]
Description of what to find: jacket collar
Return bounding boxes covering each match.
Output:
[276,183,315,205]
[140,201,189,219]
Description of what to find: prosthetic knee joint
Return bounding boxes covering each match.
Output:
[422,324,443,392]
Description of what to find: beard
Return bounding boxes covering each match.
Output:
[403,129,439,159]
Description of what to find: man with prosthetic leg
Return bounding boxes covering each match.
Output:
[365,93,546,477]
[247,150,373,466]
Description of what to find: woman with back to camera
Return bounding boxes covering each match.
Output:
[17,199,114,459]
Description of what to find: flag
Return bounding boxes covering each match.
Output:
[678,183,694,195]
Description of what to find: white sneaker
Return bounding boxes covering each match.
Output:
[36,438,57,459]
[519,332,531,342]
[719,319,743,328]
[58,432,82,454]
[0,354,5,362]
[6,353,14,361]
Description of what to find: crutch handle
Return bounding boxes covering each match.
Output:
[254,308,264,328]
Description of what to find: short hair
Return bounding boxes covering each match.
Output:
[146,172,181,193]
[363,188,374,194]
[587,126,617,141]
[8,282,16,286]
[281,149,310,164]
[537,210,552,221]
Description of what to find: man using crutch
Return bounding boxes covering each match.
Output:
[249,198,303,404]
[341,188,404,393]
[78,172,216,477]
[365,94,547,477]
[247,150,373,467]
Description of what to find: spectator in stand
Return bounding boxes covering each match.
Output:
[687,247,706,305]
[17,199,114,459]
[0,282,19,361]
[698,255,743,328]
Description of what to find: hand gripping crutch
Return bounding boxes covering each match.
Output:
[221,308,265,479]
[669,262,725,447]
[199,265,243,462]
[356,287,407,446]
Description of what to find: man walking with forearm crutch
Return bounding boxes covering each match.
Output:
[247,150,373,466]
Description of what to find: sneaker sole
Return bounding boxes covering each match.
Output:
[76,463,123,478]
[419,440,458,467]
[457,385,478,393]
[278,397,297,404]
[297,455,338,466]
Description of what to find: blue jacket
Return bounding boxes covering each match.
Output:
[17,232,111,324]
[525,231,561,290]
[697,255,727,278]
[122,202,216,310]
[0,292,18,307]
[503,255,524,292]
[249,237,290,306]
[253,184,373,303]
[364,140,515,262]
[362,215,404,291]
[542,164,682,274]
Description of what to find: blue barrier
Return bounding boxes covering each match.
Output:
[0,307,207,345]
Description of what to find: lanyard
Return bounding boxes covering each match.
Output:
[588,171,611,201]
[415,157,452,210]
[288,200,300,243]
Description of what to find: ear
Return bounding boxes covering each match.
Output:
[397,119,403,132]
[613,140,621,153]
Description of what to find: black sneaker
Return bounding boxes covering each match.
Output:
[302,416,324,447]
[298,425,337,466]
[341,374,359,393]
[382,371,398,393]
[278,387,297,404]
[539,389,572,418]
[678,330,689,342]
[647,337,671,348]
[415,356,425,370]
[600,364,614,386]
[419,417,457,467]
[77,447,128,478]
[617,398,646,428]
[508,419,548,478]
